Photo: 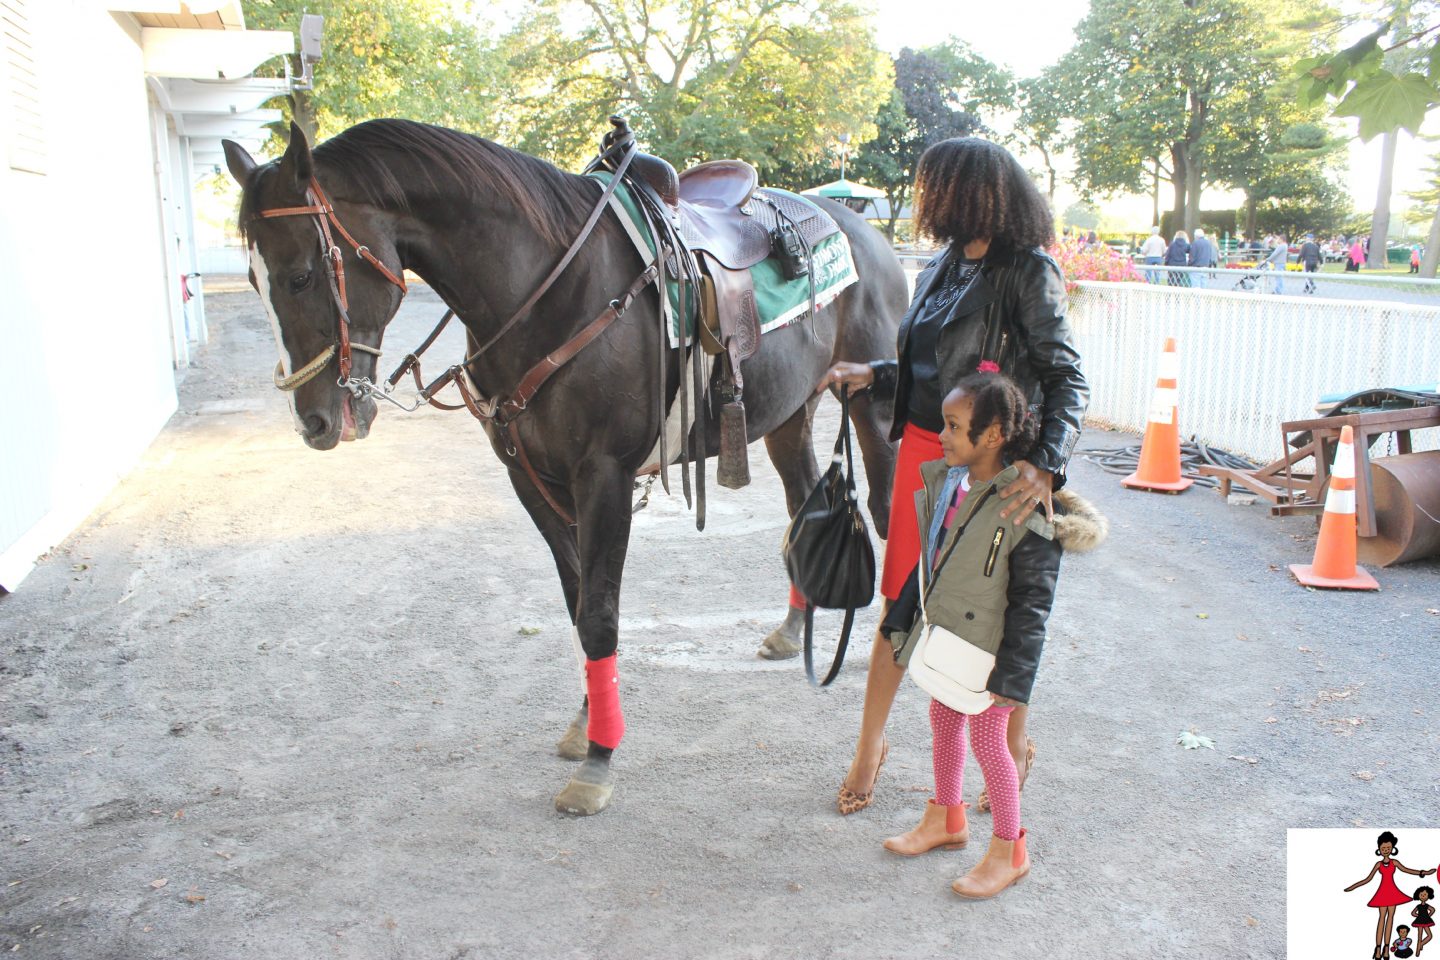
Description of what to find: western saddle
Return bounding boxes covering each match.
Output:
[591,116,842,488]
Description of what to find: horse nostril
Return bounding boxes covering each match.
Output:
[304,415,326,436]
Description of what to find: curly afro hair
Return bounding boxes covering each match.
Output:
[913,138,1054,253]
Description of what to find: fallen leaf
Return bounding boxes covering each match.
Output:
[1426,608,1438,616]
[1264,717,1278,723]
[149,878,168,889]
[1245,916,1259,927]
[1228,755,1260,764]
[13,837,30,845]
[1354,770,1375,782]
[1298,646,1312,653]
[788,882,803,892]
[172,809,184,820]
[1163,576,1176,583]
[55,897,78,906]
[214,851,233,861]
[517,626,541,636]
[1236,633,1250,641]
[1196,613,1209,619]
[1178,729,1216,750]
[184,888,205,904]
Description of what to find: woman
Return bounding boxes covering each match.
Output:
[818,138,1089,815]
[1164,230,1190,286]
[1344,831,1436,960]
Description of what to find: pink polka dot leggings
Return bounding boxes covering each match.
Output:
[930,699,1021,841]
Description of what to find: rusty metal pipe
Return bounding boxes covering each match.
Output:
[1357,452,1440,567]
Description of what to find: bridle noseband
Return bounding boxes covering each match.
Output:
[250,176,408,393]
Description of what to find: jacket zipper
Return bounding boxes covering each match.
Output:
[984,527,1005,577]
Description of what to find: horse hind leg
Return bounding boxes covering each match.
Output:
[757,394,822,661]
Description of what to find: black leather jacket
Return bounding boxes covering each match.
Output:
[870,245,1089,484]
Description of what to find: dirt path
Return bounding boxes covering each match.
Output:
[1,283,1436,958]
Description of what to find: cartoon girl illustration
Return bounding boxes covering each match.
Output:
[1411,886,1435,956]
[1345,832,1437,960]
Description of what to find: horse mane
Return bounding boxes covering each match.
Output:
[247,119,595,249]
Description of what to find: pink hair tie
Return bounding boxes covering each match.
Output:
[977,360,1001,374]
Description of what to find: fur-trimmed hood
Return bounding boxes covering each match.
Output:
[1053,489,1107,553]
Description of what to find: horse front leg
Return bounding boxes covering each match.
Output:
[758,395,821,660]
[553,458,635,817]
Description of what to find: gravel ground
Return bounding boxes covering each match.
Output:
[1,282,1437,959]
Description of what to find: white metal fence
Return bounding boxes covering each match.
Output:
[1068,281,1440,462]
[1133,264,1440,307]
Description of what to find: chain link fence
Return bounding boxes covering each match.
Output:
[1068,281,1440,462]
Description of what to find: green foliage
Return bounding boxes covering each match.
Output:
[245,0,506,143]
[1052,0,1323,227]
[496,0,892,173]
[1296,12,1440,140]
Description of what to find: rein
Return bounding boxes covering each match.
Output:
[250,176,407,391]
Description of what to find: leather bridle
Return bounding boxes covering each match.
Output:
[249,175,408,392]
[246,142,662,528]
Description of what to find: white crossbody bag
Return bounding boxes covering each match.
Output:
[908,490,996,715]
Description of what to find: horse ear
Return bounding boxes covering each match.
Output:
[222,139,257,186]
[278,121,314,191]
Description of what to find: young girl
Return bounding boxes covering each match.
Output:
[1412,886,1435,956]
[878,372,1105,899]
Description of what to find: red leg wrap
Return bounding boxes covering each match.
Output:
[584,654,625,749]
[788,584,807,610]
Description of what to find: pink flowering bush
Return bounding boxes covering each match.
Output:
[1047,240,1142,292]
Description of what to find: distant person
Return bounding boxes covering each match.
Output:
[1164,230,1190,286]
[1139,225,1167,282]
[1085,230,1099,247]
[1188,227,1217,268]
[1347,238,1364,272]
[1300,234,1322,294]
[1264,235,1289,294]
[1411,245,1422,274]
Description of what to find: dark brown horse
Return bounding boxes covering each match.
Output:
[223,119,903,815]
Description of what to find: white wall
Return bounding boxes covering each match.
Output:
[0,3,178,589]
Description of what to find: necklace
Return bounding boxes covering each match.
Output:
[928,257,982,310]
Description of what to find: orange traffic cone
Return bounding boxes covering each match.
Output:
[1122,337,1193,493]
[1290,425,1379,591]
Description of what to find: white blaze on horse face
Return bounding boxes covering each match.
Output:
[249,244,305,433]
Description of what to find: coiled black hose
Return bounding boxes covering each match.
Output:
[1079,441,1258,489]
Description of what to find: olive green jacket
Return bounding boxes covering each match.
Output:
[882,460,1105,704]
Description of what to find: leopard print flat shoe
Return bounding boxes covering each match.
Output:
[836,739,888,815]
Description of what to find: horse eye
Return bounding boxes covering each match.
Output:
[288,271,313,294]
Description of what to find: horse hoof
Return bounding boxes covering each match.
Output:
[554,760,614,816]
[758,627,802,661]
[556,710,589,761]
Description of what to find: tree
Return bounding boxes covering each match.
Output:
[1051,0,1298,233]
[496,0,892,174]
[1013,75,1066,203]
[848,45,1000,241]
[1296,3,1440,273]
[245,0,506,143]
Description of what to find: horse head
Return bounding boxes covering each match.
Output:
[222,123,406,450]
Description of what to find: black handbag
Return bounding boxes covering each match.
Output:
[781,386,876,685]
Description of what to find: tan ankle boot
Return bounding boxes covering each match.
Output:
[951,829,1030,899]
[882,801,968,856]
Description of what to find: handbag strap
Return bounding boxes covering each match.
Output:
[803,385,860,688]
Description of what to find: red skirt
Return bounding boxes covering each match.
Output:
[881,421,943,600]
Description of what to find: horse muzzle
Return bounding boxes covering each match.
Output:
[298,392,375,449]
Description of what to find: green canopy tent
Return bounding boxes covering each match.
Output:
[801,178,885,214]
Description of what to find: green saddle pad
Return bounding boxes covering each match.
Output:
[591,173,859,346]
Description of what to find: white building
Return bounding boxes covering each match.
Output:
[0,1,295,589]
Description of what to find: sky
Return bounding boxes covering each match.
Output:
[867,0,1437,234]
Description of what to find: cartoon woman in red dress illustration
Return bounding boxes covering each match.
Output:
[1345,832,1437,960]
